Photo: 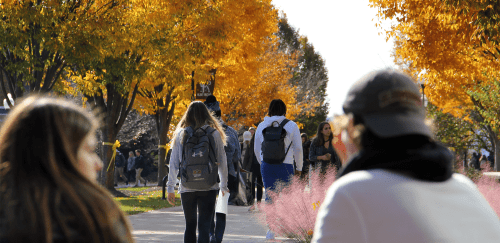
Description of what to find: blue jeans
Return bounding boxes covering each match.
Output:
[260,162,294,202]
[181,190,217,243]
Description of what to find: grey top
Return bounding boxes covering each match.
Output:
[167,127,228,194]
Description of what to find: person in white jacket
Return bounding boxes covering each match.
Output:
[254,99,304,240]
[254,99,303,193]
[312,70,500,243]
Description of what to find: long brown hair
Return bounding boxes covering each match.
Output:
[0,96,134,242]
[313,121,334,147]
[171,101,227,146]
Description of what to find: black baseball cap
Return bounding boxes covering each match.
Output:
[342,70,432,138]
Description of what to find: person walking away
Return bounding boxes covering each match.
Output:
[204,95,241,243]
[312,69,500,242]
[240,131,252,170]
[133,150,147,187]
[166,101,228,243]
[243,132,263,208]
[0,96,134,243]
[301,133,311,180]
[115,150,129,186]
[254,99,303,240]
[309,122,341,174]
[127,151,136,184]
[469,152,481,170]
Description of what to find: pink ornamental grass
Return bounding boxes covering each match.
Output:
[256,166,337,243]
[456,161,500,217]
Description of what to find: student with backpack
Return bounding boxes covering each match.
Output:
[254,99,303,239]
[166,101,228,243]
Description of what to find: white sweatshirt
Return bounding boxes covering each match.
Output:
[254,116,303,171]
[313,170,500,243]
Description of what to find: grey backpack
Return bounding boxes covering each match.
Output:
[180,125,218,189]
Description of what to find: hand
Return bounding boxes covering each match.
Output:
[325,153,331,160]
[221,189,229,197]
[167,192,176,206]
[295,170,302,176]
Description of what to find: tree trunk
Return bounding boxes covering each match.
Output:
[89,82,139,190]
[155,90,176,186]
[494,136,500,172]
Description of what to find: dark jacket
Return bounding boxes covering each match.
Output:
[115,152,126,168]
[309,138,340,166]
[242,135,258,172]
[303,140,311,162]
[135,155,145,169]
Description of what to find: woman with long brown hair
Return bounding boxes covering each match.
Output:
[0,96,134,243]
[309,121,341,173]
[166,101,228,243]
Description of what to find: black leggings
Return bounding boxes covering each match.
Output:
[181,190,217,243]
[210,212,226,243]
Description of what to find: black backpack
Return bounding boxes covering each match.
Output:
[261,119,292,164]
[180,125,218,189]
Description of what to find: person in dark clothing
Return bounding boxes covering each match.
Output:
[134,150,147,187]
[114,150,128,186]
[242,133,263,206]
[309,122,341,174]
[488,152,495,168]
[301,133,311,180]
[469,152,481,170]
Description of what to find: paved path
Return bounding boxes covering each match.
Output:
[128,204,294,243]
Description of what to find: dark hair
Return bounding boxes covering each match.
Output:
[301,133,308,139]
[0,96,133,242]
[268,99,286,116]
[313,121,333,147]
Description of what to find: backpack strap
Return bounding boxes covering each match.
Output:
[201,125,217,165]
[280,119,293,161]
[279,119,290,128]
[181,126,195,164]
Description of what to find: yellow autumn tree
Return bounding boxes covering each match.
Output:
[133,0,282,183]
[370,0,500,170]
[0,0,124,104]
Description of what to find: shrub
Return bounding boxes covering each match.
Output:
[257,166,337,243]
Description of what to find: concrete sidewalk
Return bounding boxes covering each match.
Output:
[128,204,294,243]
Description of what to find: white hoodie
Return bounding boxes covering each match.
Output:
[254,116,303,171]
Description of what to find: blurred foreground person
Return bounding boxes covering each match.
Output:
[0,96,134,243]
[312,70,500,243]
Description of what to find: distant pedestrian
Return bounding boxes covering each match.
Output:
[469,152,481,170]
[134,150,147,187]
[127,151,136,183]
[248,127,256,136]
[115,150,129,186]
[301,133,311,180]
[0,96,134,242]
[166,101,228,243]
[240,131,252,170]
[242,132,263,206]
[254,99,303,240]
[312,69,500,242]
[309,122,341,174]
[204,95,241,243]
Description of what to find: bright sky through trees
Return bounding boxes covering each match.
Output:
[272,0,395,116]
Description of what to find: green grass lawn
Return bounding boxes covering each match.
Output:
[114,187,181,215]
